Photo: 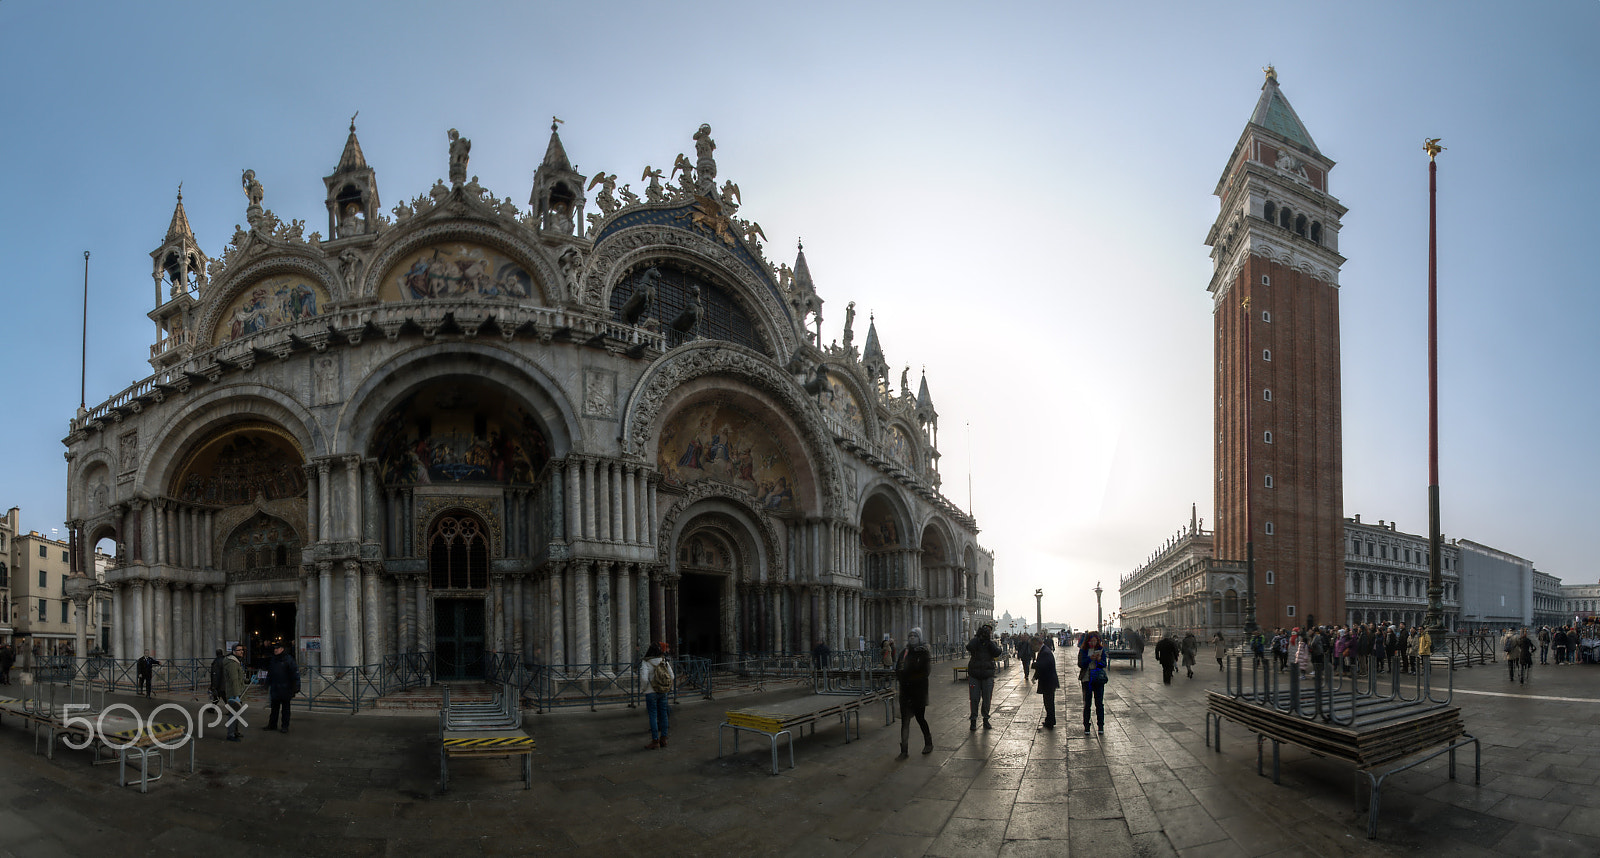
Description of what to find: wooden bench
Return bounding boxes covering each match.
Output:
[718,689,895,774]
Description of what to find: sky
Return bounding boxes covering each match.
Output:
[2,2,1597,632]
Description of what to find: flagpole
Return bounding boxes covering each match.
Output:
[1424,138,1445,634]
[80,250,90,413]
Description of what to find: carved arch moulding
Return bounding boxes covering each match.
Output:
[655,482,786,585]
[622,343,844,518]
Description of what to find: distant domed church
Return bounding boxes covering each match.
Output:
[63,120,993,676]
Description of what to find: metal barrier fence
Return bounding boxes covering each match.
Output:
[481,653,714,713]
[1222,637,1458,728]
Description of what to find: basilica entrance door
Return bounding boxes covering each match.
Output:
[678,572,723,660]
[434,599,486,680]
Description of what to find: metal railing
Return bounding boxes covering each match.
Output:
[1222,639,1457,728]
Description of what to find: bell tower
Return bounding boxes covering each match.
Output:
[530,119,586,236]
[1206,68,1347,630]
[323,115,380,240]
[148,188,208,369]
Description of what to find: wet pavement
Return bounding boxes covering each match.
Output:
[1,650,1597,857]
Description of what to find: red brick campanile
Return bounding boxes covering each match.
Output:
[1205,69,1347,630]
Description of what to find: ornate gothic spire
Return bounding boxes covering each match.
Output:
[165,186,194,243]
[324,114,380,240]
[862,314,887,382]
[916,370,935,416]
[532,117,585,234]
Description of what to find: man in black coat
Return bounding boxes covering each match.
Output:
[135,650,161,698]
[1155,635,1180,685]
[263,642,300,733]
[1032,637,1059,729]
[208,649,226,703]
[1016,634,1034,683]
[894,627,933,759]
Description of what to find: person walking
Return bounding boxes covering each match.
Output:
[262,642,300,733]
[880,635,895,668]
[1180,632,1198,679]
[1079,631,1109,735]
[1155,634,1179,685]
[642,643,673,749]
[208,648,226,703]
[811,639,830,672]
[1293,630,1310,677]
[222,644,247,742]
[135,650,161,698]
[1553,627,1569,666]
[1514,629,1535,684]
[965,624,1001,731]
[894,627,933,759]
[1032,636,1059,729]
[1212,631,1228,672]
[1503,629,1517,680]
[0,644,13,685]
[1016,634,1034,683]
[1538,627,1551,665]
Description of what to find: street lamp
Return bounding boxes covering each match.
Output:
[1094,582,1104,639]
[1034,589,1043,635]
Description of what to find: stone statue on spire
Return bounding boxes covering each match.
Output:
[448,128,471,186]
[693,123,716,194]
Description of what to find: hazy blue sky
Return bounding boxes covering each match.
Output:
[3,2,1596,630]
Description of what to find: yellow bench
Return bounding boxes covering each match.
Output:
[441,729,535,790]
[953,666,969,681]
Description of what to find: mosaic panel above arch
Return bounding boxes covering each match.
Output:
[822,374,866,436]
[213,274,326,346]
[658,398,797,513]
[170,423,307,505]
[379,242,535,302]
[861,494,903,550]
[886,424,914,467]
[372,379,551,486]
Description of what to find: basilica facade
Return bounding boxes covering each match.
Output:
[62,121,993,676]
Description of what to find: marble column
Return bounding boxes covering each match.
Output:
[362,458,380,544]
[511,574,525,660]
[170,584,186,661]
[317,461,333,547]
[303,567,321,666]
[394,573,410,655]
[363,562,381,665]
[564,461,580,544]
[636,564,651,656]
[623,467,637,544]
[344,456,361,542]
[414,575,430,656]
[615,564,632,663]
[151,580,170,661]
[107,583,123,660]
[547,564,566,666]
[583,459,597,542]
[305,465,320,544]
[344,560,362,666]
[608,464,621,543]
[318,562,334,665]
[489,574,506,653]
[594,562,612,664]
[572,561,592,665]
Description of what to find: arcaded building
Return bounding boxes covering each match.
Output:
[62,121,993,676]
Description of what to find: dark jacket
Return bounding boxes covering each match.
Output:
[266,650,300,701]
[1155,637,1179,667]
[1033,644,1059,693]
[1016,637,1033,662]
[894,642,931,708]
[966,632,1001,679]
[136,655,160,677]
[1180,634,1198,666]
[209,651,226,697]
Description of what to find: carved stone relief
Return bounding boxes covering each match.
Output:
[583,369,616,419]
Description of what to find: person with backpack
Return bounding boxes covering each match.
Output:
[642,643,673,750]
[893,627,933,759]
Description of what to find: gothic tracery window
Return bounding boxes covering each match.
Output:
[429,514,489,589]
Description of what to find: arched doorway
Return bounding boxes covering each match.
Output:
[673,514,751,659]
[428,511,488,680]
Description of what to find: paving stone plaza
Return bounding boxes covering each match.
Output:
[1,650,1596,857]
